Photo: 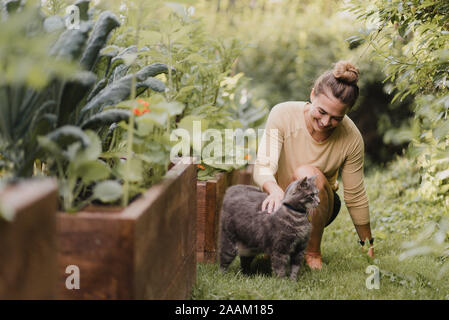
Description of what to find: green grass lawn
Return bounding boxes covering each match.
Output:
[193,160,449,300]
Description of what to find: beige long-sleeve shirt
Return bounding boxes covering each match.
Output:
[253,101,370,226]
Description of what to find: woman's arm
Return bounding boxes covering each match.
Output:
[253,105,285,212]
[354,222,372,240]
[341,132,374,256]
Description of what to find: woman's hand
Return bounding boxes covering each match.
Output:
[261,181,285,214]
[367,247,375,258]
[261,191,284,213]
[362,245,375,258]
[354,223,375,257]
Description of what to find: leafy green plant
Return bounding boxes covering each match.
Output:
[0,1,169,179]
[0,2,78,177]
[0,1,176,212]
[102,94,185,203]
[109,1,253,179]
[221,76,269,131]
[37,129,122,211]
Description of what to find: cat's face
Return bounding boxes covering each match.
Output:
[283,175,320,210]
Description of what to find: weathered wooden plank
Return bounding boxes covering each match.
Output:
[57,216,134,299]
[0,179,58,300]
[196,174,219,264]
[134,159,197,300]
[196,181,208,255]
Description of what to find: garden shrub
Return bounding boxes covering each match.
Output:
[0,1,178,211]
[108,0,269,179]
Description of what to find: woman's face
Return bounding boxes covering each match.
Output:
[308,89,349,134]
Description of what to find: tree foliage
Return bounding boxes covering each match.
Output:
[350,0,449,202]
[349,0,449,273]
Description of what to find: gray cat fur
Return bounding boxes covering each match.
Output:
[218,176,320,281]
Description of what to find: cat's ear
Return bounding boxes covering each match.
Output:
[298,176,308,187]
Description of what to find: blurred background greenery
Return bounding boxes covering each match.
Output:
[195,0,416,169]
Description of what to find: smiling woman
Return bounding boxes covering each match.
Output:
[254,61,374,270]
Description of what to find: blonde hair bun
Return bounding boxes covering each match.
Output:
[333,60,359,85]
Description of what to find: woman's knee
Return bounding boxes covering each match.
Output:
[293,165,328,190]
[293,165,334,220]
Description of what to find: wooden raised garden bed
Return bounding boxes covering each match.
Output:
[56,159,197,300]
[0,179,59,299]
[196,164,256,263]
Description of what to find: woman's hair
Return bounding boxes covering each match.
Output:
[313,60,360,108]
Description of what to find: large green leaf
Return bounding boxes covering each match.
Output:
[37,135,64,159]
[80,11,121,71]
[46,125,90,148]
[135,63,172,81]
[43,16,64,33]
[139,151,167,165]
[76,160,111,184]
[203,157,234,172]
[135,117,155,136]
[50,23,92,60]
[136,77,165,93]
[136,116,169,136]
[106,45,136,79]
[16,99,56,141]
[178,115,209,132]
[80,109,131,130]
[86,78,108,102]
[95,44,122,77]
[65,142,82,162]
[80,74,136,117]
[92,180,123,203]
[74,0,90,21]
[58,71,97,126]
[75,130,102,163]
[81,62,172,120]
[160,101,185,116]
[116,158,143,182]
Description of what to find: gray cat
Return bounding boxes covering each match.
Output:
[218,176,320,280]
